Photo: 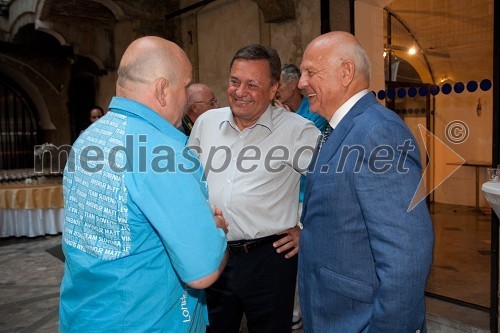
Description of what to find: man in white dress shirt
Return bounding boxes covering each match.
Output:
[189,44,319,333]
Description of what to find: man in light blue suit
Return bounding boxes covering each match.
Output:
[298,31,434,333]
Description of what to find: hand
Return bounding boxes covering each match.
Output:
[274,99,291,112]
[212,205,228,234]
[273,226,300,259]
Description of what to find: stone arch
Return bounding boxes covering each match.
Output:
[9,12,36,38]
[250,0,295,23]
[0,60,55,130]
[35,19,68,45]
[91,0,125,20]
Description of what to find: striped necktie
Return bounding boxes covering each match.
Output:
[319,124,333,150]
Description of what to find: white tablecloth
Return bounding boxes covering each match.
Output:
[0,208,64,237]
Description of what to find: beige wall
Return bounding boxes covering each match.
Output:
[355,1,386,96]
[196,0,261,106]
[270,0,321,66]
[433,89,493,207]
[180,0,320,107]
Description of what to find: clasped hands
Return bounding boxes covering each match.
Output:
[212,205,229,235]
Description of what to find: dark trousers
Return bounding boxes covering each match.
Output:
[206,241,298,333]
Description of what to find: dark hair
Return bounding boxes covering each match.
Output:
[281,64,301,83]
[230,44,281,83]
[90,105,104,114]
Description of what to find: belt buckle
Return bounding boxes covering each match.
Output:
[243,243,249,254]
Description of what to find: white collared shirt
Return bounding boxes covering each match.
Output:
[188,105,320,241]
[329,89,369,128]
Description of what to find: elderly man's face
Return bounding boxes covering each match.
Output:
[275,74,296,106]
[190,87,218,113]
[298,43,344,120]
[227,59,278,128]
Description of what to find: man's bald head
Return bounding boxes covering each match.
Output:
[298,31,372,120]
[117,36,189,89]
[187,83,212,98]
[307,31,371,84]
[185,83,218,122]
[115,36,192,127]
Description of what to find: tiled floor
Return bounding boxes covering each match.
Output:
[426,203,492,308]
[0,202,493,332]
[0,235,303,332]
[0,235,62,333]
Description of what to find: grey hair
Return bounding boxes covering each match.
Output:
[342,41,371,83]
[281,64,301,83]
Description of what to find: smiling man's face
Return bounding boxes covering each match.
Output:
[299,39,346,121]
[227,59,278,129]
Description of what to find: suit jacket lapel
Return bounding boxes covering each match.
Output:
[306,93,379,189]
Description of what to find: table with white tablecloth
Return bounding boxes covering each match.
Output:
[0,181,64,237]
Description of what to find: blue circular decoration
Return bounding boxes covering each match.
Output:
[408,87,417,97]
[454,82,465,93]
[442,83,452,95]
[408,108,414,114]
[397,88,406,98]
[378,90,386,100]
[430,85,440,96]
[421,108,427,114]
[480,79,492,91]
[418,86,428,96]
[395,109,401,114]
[466,81,478,92]
[387,89,396,99]
[402,109,407,114]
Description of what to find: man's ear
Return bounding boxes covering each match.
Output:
[155,78,169,107]
[270,81,279,101]
[341,61,355,87]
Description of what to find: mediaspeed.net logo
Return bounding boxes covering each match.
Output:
[408,122,467,212]
[32,121,469,213]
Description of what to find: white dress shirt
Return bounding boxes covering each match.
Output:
[329,89,369,128]
[189,105,320,241]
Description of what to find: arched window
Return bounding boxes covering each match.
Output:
[0,73,40,169]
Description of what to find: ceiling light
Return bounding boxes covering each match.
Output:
[408,47,417,55]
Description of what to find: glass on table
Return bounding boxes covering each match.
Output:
[487,168,500,182]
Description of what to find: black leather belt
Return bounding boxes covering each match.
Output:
[227,234,282,255]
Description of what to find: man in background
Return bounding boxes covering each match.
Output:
[298,31,434,333]
[88,105,104,123]
[60,36,227,333]
[181,83,219,135]
[275,64,327,132]
[80,105,104,134]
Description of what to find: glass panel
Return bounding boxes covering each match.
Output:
[384,0,494,308]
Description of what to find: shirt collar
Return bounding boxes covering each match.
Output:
[329,89,368,129]
[219,104,274,132]
[109,96,187,145]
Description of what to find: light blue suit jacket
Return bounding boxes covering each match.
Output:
[299,93,434,333]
